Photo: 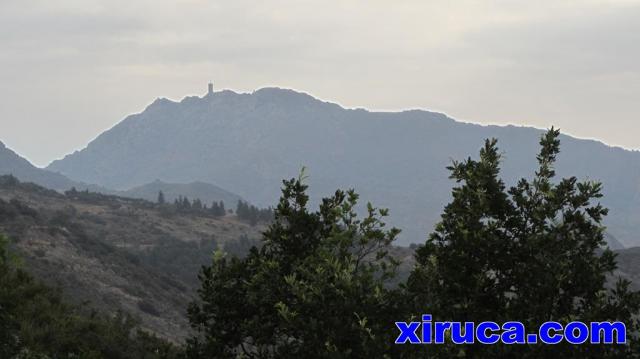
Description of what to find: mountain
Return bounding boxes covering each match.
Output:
[0,140,87,191]
[0,141,244,211]
[0,175,263,341]
[120,180,243,207]
[48,87,640,247]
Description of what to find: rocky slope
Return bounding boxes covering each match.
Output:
[0,176,263,342]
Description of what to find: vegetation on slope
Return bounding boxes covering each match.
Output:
[0,234,180,359]
[0,175,264,341]
[186,130,640,358]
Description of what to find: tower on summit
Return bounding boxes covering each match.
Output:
[207,82,213,95]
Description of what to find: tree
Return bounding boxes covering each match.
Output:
[235,200,274,225]
[235,200,247,219]
[407,128,640,358]
[210,201,220,216]
[186,171,403,358]
[210,201,226,217]
[182,197,191,210]
[157,191,166,205]
[192,198,203,211]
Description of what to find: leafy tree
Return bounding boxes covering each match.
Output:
[407,128,640,358]
[235,200,248,220]
[157,191,165,205]
[186,171,403,358]
[223,234,260,258]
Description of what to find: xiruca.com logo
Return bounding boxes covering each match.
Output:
[395,315,626,345]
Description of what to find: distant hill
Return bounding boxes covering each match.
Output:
[0,141,244,212]
[120,180,243,207]
[48,87,640,247]
[0,140,89,191]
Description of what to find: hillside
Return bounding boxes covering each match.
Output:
[47,88,640,247]
[2,174,639,345]
[0,176,263,341]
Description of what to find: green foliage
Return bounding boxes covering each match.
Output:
[187,129,640,358]
[0,234,21,357]
[192,199,203,211]
[139,237,218,288]
[168,196,228,218]
[223,234,260,258]
[210,201,226,217]
[174,196,192,211]
[186,173,402,358]
[235,200,274,225]
[407,128,640,357]
[0,234,181,359]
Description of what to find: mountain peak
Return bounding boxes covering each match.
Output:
[0,139,88,191]
[145,97,175,110]
[253,87,308,96]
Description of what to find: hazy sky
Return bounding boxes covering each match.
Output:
[1,0,639,167]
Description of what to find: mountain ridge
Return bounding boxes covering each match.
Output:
[0,140,246,209]
[0,140,90,191]
[46,87,640,246]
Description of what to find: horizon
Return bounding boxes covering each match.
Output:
[1,1,639,167]
[3,84,639,168]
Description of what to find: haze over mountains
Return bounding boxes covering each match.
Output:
[0,141,243,208]
[0,140,88,191]
[121,180,243,207]
[44,87,640,247]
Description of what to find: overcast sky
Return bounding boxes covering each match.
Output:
[1,0,639,167]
